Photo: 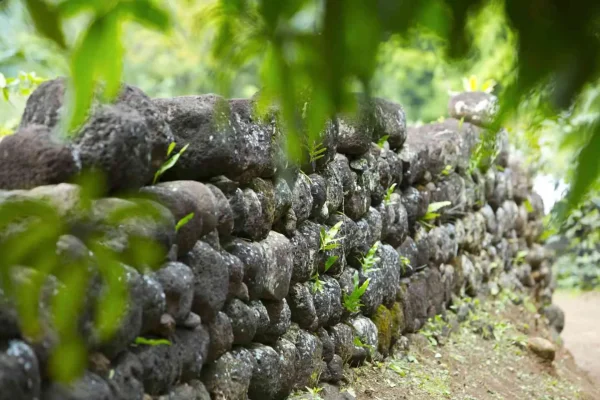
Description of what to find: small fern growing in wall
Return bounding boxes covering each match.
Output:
[343,271,370,313]
[419,201,451,229]
[320,221,344,251]
[306,140,327,163]
[399,255,412,275]
[358,241,380,273]
[383,183,397,206]
[311,256,339,293]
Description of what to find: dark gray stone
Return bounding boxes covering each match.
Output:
[274,338,297,398]
[154,262,194,323]
[107,352,144,400]
[21,79,173,187]
[322,159,344,214]
[397,237,418,277]
[287,282,319,331]
[428,225,458,265]
[248,178,277,239]
[309,173,329,221]
[328,323,354,363]
[291,173,314,224]
[206,184,234,237]
[97,265,143,359]
[175,326,210,381]
[139,274,167,334]
[259,231,294,301]
[325,354,345,383]
[132,340,181,395]
[0,340,41,400]
[372,97,407,150]
[180,241,229,322]
[42,372,112,400]
[318,328,335,363]
[205,312,233,362]
[140,181,218,257]
[337,96,376,155]
[274,176,293,222]
[0,124,78,190]
[158,381,211,400]
[254,299,292,344]
[201,347,256,400]
[225,238,267,300]
[224,299,257,345]
[247,343,291,400]
[73,104,153,191]
[153,95,275,182]
[228,98,278,182]
[294,329,324,389]
[360,244,401,315]
[220,250,248,301]
[349,315,378,365]
[379,195,409,247]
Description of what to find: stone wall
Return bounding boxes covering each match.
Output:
[0,80,554,400]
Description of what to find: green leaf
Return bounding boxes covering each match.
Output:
[377,134,390,148]
[119,0,172,32]
[134,336,172,346]
[96,11,124,101]
[24,0,66,49]
[49,338,87,383]
[57,0,99,17]
[523,199,534,213]
[324,255,339,273]
[69,18,103,131]
[153,143,190,184]
[566,124,600,215]
[427,201,451,213]
[167,142,176,157]
[176,212,194,232]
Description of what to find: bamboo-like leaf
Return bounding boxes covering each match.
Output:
[69,18,103,131]
[119,0,172,31]
[176,212,195,232]
[566,124,600,215]
[134,336,172,346]
[24,0,66,49]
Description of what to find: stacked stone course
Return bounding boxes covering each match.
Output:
[0,80,554,400]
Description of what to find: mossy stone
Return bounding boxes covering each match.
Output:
[371,305,393,356]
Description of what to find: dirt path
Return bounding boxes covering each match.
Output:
[554,291,600,385]
[344,295,600,400]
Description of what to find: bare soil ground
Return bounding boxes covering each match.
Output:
[554,290,600,384]
[339,293,600,400]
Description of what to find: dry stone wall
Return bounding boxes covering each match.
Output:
[0,79,554,400]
